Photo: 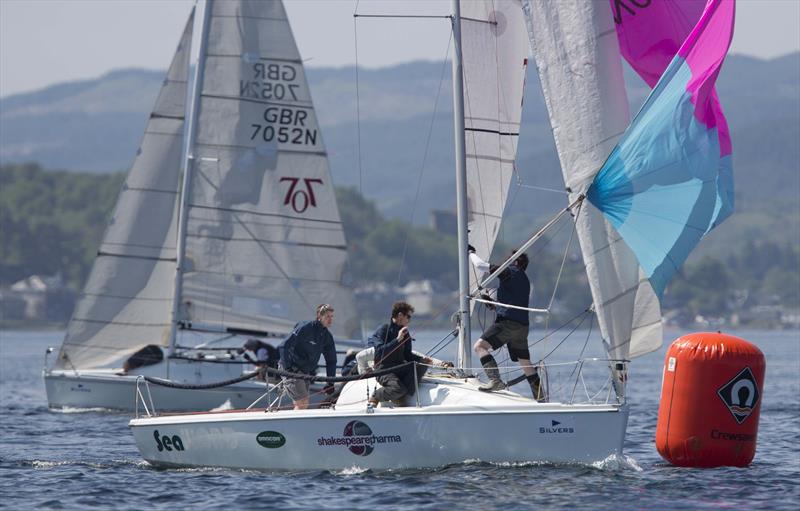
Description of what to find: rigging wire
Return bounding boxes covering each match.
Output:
[393,30,454,288]
[353,2,364,195]
[563,308,595,385]
[543,197,582,337]
[426,328,459,359]
[492,304,592,369]
[514,182,570,194]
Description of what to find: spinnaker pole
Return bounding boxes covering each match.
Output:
[450,0,471,373]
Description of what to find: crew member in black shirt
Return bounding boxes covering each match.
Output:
[367,302,433,407]
[469,248,545,401]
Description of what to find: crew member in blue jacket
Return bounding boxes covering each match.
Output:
[469,247,545,401]
[367,301,433,407]
[278,303,337,409]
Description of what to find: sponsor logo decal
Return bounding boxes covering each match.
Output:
[69,383,91,393]
[717,367,759,424]
[317,420,402,456]
[257,431,286,449]
[539,419,575,435]
[710,429,756,442]
[153,429,185,452]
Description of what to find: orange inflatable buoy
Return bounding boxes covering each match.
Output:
[655,332,765,467]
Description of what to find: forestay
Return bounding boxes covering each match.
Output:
[179,0,359,339]
[524,0,663,382]
[460,0,528,295]
[56,12,195,370]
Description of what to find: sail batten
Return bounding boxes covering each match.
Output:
[56,10,196,370]
[460,0,529,298]
[178,0,359,339]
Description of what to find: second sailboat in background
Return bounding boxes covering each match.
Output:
[44,2,362,412]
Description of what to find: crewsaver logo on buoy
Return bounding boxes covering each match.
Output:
[316,420,402,456]
[717,367,760,424]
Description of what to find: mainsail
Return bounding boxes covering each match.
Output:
[461,0,529,293]
[524,0,663,372]
[56,11,195,369]
[178,0,359,339]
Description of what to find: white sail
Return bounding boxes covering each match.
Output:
[178,0,359,339]
[460,0,529,299]
[56,11,195,370]
[524,0,662,371]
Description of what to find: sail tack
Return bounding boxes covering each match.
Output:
[460,0,529,292]
[180,0,359,338]
[57,11,195,369]
[589,0,735,298]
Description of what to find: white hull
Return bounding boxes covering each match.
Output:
[130,377,629,470]
[45,341,364,412]
[45,357,280,412]
[45,372,272,412]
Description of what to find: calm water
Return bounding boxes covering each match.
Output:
[1,328,798,510]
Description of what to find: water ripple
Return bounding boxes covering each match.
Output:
[1,330,798,510]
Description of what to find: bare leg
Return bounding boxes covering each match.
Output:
[473,339,492,358]
[294,397,309,410]
[517,358,536,377]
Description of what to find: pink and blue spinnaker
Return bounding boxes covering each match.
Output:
[588,0,735,298]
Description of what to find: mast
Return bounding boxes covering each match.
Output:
[450,0,471,372]
[168,0,213,358]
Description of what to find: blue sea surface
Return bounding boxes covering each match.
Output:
[1,328,798,510]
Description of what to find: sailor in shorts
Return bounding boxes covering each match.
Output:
[278,304,337,409]
[469,247,545,401]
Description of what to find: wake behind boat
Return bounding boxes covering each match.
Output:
[130,0,736,470]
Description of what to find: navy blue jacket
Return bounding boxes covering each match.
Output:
[279,320,337,377]
[494,265,531,325]
[368,322,423,370]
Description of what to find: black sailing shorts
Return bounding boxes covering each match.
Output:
[482,319,531,361]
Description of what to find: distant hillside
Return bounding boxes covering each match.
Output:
[1,54,798,256]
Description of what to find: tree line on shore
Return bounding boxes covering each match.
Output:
[2,164,797,326]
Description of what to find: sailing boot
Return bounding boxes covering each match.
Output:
[527,371,547,402]
[478,355,506,392]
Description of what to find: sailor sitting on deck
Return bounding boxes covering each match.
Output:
[367,302,434,407]
[238,338,279,382]
[469,247,546,402]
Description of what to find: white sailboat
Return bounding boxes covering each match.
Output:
[129,0,735,470]
[44,2,361,412]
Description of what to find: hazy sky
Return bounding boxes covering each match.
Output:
[1,0,798,98]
